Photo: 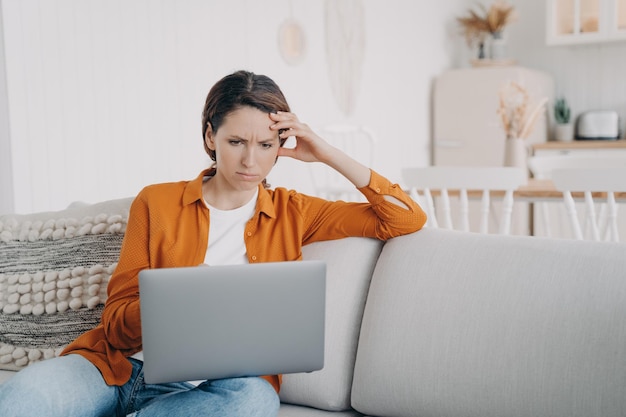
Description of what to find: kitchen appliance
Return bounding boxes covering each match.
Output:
[575,110,621,140]
[433,66,554,166]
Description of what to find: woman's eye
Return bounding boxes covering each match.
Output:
[261,143,274,149]
[229,140,242,146]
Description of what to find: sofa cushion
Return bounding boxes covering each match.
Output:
[351,228,626,417]
[279,237,383,412]
[278,403,364,416]
[0,198,132,371]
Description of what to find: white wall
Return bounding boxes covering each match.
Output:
[0,0,469,214]
[0,3,12,215]
[506,0,626,136]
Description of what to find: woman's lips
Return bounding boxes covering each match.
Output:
[237,172,259,181]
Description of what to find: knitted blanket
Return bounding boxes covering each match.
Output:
[0,205,127,370]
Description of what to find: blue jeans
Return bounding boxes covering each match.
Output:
[0,354,279,417]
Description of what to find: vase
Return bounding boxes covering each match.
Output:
[503,138,527,169]
[477,42,486,60]
[490,31,506,60]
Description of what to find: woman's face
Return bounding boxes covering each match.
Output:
[205,106,280,192]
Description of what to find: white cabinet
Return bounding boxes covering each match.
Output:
[547,0,626,45]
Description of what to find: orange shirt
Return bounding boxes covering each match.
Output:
[62,168,426,392]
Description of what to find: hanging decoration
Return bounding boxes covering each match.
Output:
[324,0,365,117]
[278,1,306,65]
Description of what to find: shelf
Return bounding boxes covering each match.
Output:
[470,59,518,68]
[532,140,626,151]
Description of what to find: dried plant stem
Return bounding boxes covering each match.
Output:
[497,82,547,140]
[457,1,517,46]
[520,97,548,139]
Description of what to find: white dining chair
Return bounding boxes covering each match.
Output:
[309,125,376,202]
[401,166,527,235]
[551,167,626,242]
[527,155,626,178]
[527,155,626,238]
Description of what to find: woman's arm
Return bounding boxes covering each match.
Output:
[296,169,427,244]
[269,111,426,241]
[270,111,413,209]
[99,194,149,351]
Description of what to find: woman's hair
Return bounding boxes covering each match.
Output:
[201,70,291,161]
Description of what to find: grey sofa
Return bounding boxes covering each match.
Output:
[1,197,626,417]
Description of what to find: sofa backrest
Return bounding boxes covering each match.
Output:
[279,237,383,411]
[351,228,626,417]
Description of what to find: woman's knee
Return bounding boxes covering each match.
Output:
[206,377,280,416]
[0,355,116,417]
[247,378,280,412]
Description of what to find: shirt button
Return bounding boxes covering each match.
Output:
[375,187,381,193]
[251,255,257,261]
[246,231,252,236]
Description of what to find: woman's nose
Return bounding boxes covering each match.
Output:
[241,147,255,167]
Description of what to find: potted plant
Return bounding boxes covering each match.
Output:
[554,97,573,141]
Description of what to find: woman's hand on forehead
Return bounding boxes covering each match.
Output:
[269,112,335,164]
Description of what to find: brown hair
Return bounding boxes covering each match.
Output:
[201,70,291,161]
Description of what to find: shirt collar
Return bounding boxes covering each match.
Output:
[182,168,277,219]
[256,182,277,219]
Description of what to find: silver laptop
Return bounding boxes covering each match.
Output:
[138,260,326,384]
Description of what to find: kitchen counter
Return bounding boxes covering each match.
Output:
[531,140,626,154]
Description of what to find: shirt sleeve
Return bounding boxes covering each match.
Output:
[300,170,427,243]
[99,193,149,352]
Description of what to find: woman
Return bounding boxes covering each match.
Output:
[0,70,426,416]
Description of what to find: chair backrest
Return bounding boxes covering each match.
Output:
[401,166,527,235]
[528,155,626,179]
[527,155,626,239]
[551,167,626,242]
[309,125,376,201]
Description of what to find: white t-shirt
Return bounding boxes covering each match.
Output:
[131,188,258,381]
[203,187,258,266]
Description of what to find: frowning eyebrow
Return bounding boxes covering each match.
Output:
[229,135,279,143]
[259,137,279,144]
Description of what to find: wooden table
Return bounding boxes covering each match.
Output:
[428,179,626,202]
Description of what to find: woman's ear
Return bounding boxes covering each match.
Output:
[205,123,215,151]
